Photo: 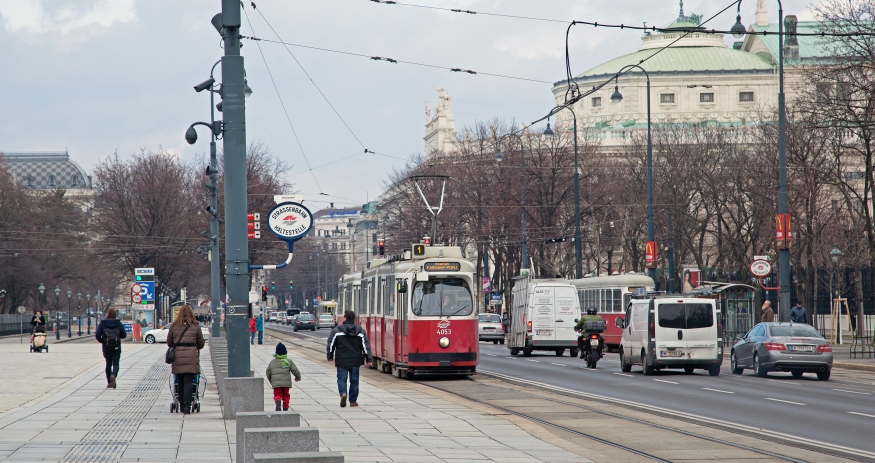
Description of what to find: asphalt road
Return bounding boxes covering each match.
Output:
[265,322,875,456]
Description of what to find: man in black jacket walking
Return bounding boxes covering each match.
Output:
[327,310,372,408]
[95,309,127,388]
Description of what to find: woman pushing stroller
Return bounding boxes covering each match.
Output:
[167,305,205,414]
[30,311,48,353]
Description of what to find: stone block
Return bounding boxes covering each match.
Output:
[243,427,319,463]
[236,412,301,463]
[222,377,264,419]
[253,451,344,463]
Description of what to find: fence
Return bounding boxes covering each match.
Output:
[815,313,874,359]
[0,313,33,337]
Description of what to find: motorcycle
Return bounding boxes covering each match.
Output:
[577,320,605,369]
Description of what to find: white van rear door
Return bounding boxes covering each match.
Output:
[531,285,556,339]
[654,301,718,360]
[655,302,688,360]
[684,302,718,360]
[554,286,579,342]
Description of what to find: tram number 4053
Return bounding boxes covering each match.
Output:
[437,328,452,335]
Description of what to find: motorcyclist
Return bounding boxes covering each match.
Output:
[575,307,604,359]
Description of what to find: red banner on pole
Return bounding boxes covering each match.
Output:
[776,214,791,249]
[645,241,658,268]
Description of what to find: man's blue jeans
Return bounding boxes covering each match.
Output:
[258,330,263,345]
[250,332,255,344]
[336,366,360,403]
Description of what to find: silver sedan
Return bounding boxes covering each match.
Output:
[730,322,833,380]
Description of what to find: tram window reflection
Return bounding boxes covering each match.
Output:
[412,279,473,317]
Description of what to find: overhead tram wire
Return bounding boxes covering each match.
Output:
[369,0,875,37]
[237,36,552,84]
[241,7,324,193]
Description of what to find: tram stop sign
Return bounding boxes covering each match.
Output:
[266,202,313,244]
[750,259,772,279]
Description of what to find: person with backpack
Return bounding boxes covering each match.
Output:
[326,310,372,408]
[167,305,205,414]
[95,308,127,388]
[266,342,301,411]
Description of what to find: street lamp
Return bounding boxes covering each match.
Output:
[53,286,60,340]
[86,293,92,335]
[76,291,82,336]
[495,132,529,275]
[545,111,583,279]
[38,282,45,327]
[65,290,72,338]
[611,64,654,282]
[734,0,791,321]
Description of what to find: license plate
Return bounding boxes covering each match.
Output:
[788,345,814,352]
[484,327,494,331]
[589,339,599,347]
[660,350,684,357]
[536,330,552,336]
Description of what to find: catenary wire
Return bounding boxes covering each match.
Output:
[242,6,325,192]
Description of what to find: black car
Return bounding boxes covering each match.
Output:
[293,313,316,331]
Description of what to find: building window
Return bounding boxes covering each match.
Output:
[660,93,675,104]
[739,91,755,102]
[844,171,865,181]
[699,93,714,103]
[49,175,55,187]
[816,83,833,104]
[592,97,602,107]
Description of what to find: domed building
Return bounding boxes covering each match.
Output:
[0,151,94,204]
[550,3,824,150]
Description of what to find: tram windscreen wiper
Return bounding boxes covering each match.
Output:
[444,304,471,317]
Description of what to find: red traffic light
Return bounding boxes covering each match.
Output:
[378,240,384,246]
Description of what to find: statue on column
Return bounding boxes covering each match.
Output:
[433,85,450,115]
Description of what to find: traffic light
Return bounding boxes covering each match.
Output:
[261,286,267,301]
[378,240,385,256]
[271,281,275,290]
[289,281,294,289]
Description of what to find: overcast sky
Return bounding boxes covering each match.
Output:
[0,0,816,211]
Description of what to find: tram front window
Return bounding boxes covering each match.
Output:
[412,279,473,317]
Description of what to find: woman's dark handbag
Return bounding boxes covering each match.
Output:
[165,325,190,364]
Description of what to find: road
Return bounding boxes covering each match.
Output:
[265,322,875,458]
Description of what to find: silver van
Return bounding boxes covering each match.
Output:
[617,296,722,375]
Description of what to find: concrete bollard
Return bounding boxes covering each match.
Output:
[253,452,344,463]
[236,412,301,463]
[243,427,319,463]
[222,377,264,419]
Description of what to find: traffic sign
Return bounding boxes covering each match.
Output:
[134,268,155,275]
[139,282,155,302]
[131,284,142,294]
[267,202,313,242]
[750,260,772,278]
[17,306,26,314]
[132,294,142,304]
[248,230,261,239]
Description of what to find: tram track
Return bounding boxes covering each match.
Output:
[266,327,870,463]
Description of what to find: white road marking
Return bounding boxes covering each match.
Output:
[833,389,872,395]
[486,354,497,357]
[527,359,540,362]
[765,398,806,406]
[848,412,875,418]
[703,388,735,394]
[550,363,566,366]
[653,379,679,384]
[613,373,633,377]
[767,379,798,385]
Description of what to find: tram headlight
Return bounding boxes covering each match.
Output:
[439,337,450,348]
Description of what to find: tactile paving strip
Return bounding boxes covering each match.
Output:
[62,359,169,462]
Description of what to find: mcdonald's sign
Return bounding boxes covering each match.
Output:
[776,214,792,249]
[645,241,658,268]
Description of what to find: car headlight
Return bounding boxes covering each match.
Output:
[439,337,450,348]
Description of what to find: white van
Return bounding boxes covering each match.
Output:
[617,296,722,375]
[507,277,580,357]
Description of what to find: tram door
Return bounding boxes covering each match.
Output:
[375,278,383,358]
[384,276,396,362]
[398,279,409,363]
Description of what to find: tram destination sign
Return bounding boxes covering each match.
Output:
[267,202,313,242]
[423,262,461,272]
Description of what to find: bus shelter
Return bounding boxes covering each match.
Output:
[692,282,756,343]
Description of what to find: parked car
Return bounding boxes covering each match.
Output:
[293,313,316,331]
[268,311,277,323]
[144,324,210,343]
[317,314,336,329]
[479,313,504,344]
[731,322,832,380]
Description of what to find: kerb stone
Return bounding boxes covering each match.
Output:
[222,376,264,419]
[243,427,319,463]
[236,412,301,463]
[253,451,344,463]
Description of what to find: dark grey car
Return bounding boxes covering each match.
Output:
[730,322,833,380]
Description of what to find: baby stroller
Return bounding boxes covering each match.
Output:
[30,326,48,353]
[168,367,206,413]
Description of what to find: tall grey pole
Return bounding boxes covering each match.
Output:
[220,0,250,377]
[667,212,675,293]
[645,74,654,283]
[570,107,582,279]
[777,1,791,322]
[208,60,222,339]
[519,136,528,274]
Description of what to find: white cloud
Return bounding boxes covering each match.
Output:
[0,0,135,34]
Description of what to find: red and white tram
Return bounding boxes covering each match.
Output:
[336,243,479,378]
[570,274,655,350]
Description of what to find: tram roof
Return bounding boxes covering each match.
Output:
[569,273,655,289]
[692,282,757,294]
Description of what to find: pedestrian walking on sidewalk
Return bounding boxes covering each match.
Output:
[257,314,264,345]
[167,305,205,414]
[95,309,127,389]
[761,301,775,323]
[266,342,301,411]
[790,302,807,324]
[327,310,372,408]
[249,317,256,345]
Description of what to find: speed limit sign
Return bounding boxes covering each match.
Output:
[131,294,142,304]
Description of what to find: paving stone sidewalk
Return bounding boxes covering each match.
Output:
[247,342,589,463]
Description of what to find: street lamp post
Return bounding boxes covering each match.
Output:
[76,291,82,336]
[53,286,60,340]
[86,293,92,335]
[830,244,842,338]
[495,133,529,275]
[610,64,654,282]
[734,0,790,320]
[543,114,582,278]
[38,282,45,329]
[65,290,72,338]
